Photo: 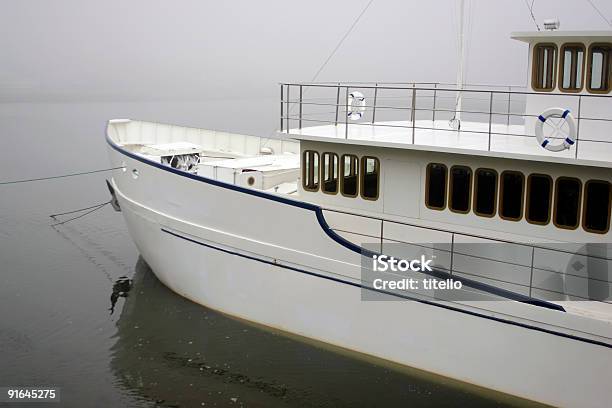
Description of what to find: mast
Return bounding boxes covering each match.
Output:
[452,0,467,130]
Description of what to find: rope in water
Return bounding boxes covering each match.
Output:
[0,166,124,185]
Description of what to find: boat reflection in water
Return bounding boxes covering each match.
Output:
[110,258,540,408]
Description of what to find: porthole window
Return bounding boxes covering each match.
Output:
[532,43,557,91]
[360,156,380,201]
[341,154,359,197]
[321,152,339,194]
[302,150,319,192]
[499,171,525,221]
[587,43,611,93]
[560,43,585,92]
[554,177,582,229]
[425,163,447,210]
[473,168,497,217]
[526,174,552,225]
[449,166,472,213]
[583,180,611,234]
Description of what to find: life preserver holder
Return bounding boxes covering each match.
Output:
[347,91,366,120]
[534,107,577,152]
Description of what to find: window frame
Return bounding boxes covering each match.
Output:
[582,179,612,234]
[302,150,320,192]
[320,152,339,195]
[472,168,498,218]
[340,154,359,198]
[425,163,448,211]
[448,165,472,214]
[359,156,380,201]
[532,43,558,92]
[559,43,586,93]
[586,43,612,94]
[499,170,525,222]
[553,176,582,230]
[526,173,553,225]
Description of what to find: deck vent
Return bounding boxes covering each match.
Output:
[543,18,560,31]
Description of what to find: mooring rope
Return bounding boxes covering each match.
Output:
[0,166,124,185]
[50,201,111,227]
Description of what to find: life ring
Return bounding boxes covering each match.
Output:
[534,107,577,152]
[347,91,366,120]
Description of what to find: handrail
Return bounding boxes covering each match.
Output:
[279,82,612,160]
[325,208,612,303]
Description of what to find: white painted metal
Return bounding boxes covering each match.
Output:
[106,117,612,407]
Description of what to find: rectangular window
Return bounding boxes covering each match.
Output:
[554,177,582,229]
[360,156,380,200]
[587,44,611,93]
[500,171,525,221]
[302,150,319,192]
[425,163,447,210]
[449,166,472,213]
[341,154,359,197]
[532,44,557,91]
[560,43,585,92]
[583,180,611,233]
[473,168,497,217]
[321,152,339,194]
[527,174,552,225]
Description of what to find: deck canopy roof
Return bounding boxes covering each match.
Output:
[511,30,612,43]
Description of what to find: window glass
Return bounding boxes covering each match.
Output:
[361,156,380,200]
[527,174,552,224]
[321,153,339,194]
[588,44,611,92]
[449,166,472,213]
[302,150,319,191]
[533,44,557,91]
[341,155,359,197]
[500,171,524,220]
[426,163,447,209]
[560,44,584,91]
[554,178,581,229]
[474,168,497,217]
[583,180,611,233]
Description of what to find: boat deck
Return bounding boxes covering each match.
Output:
[288,120,612,165]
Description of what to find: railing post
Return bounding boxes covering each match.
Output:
[335,83,340,126]
[280,84,284,133]
[411,85,416,144]
[286,85,290,133]
[488,91,493,151]
[345,87,349,139]
[575,95,582,159]
[372,83,378,124]
[506,86,511,126]
[529,246,535,298]
[298,85,303,130]
[432,83,437,123]
[449,234,455,276]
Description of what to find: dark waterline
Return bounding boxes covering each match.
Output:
[0,101,541,407]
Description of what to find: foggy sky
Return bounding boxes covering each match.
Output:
[1,0,610,102]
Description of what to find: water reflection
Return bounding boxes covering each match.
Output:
[111,258,540,408]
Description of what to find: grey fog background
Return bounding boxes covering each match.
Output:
[1,0,609,135]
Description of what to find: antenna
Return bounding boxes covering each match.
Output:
[543,18,560,30]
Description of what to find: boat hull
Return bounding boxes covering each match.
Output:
[108,141,612,408]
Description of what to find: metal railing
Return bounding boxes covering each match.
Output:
[326,207,612,303]
[279,82,612,160]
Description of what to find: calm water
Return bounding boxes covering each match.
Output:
[0,101,540,407]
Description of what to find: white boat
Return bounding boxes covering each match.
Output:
[105,28,612,407]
